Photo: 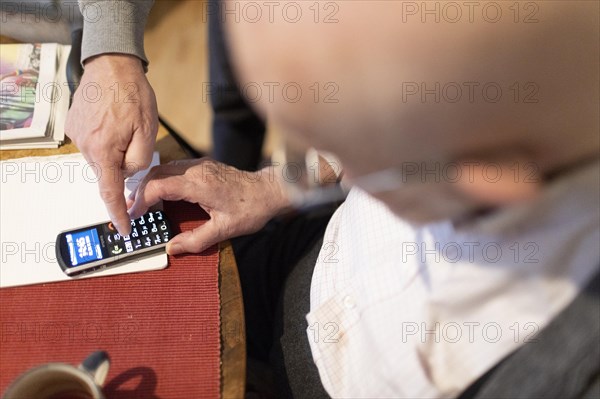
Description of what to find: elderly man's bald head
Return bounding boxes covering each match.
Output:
[224,0,599,221]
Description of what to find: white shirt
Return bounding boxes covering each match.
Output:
[307,160,600,398]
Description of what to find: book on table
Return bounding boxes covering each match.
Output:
[0,42,70,150]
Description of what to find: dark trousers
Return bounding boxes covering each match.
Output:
[232,209,335,398]
[208,0,266,171]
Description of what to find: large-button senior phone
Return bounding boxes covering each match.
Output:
[56,210,172,276]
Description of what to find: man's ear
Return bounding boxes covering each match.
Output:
[451,158,542,207]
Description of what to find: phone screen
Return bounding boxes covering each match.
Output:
[65,227,104,266]
[57,211,171,274]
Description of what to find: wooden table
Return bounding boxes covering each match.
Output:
[0,128,246,398]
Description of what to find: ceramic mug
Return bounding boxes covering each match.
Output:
[2,351,110,399]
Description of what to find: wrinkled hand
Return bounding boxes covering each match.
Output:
[66,54,158,236]
[127,158,291,255]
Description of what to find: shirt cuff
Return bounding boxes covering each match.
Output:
[79,0,153,70]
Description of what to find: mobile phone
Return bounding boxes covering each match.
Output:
[55,210,173,277]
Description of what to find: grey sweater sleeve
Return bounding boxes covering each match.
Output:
[78,0,154,69]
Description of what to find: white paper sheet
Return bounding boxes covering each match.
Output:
[0,152,167,288]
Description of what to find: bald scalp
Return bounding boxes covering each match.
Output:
[224,1,599,176]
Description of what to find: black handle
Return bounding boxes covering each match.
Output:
[66,28,84,102]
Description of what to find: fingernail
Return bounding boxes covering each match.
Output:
[118,223,131,237]
[167,244,182,255]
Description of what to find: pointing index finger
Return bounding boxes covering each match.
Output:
[97,161,131,236]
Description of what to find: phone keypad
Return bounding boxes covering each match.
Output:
[105,211,170,254]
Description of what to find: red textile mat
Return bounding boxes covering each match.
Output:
[0,201,221,398]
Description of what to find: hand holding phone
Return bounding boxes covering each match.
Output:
[55,211,173,277]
